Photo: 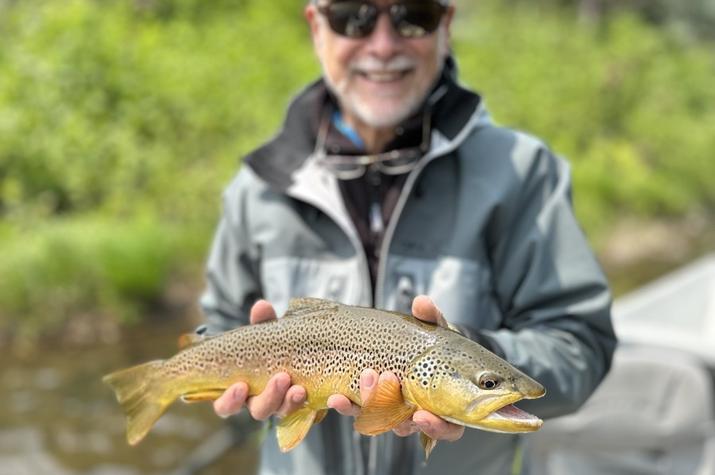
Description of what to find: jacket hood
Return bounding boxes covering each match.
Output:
[244,57,491,191]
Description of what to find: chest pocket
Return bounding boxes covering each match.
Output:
[260,256,366,316]
[384,256,502,331]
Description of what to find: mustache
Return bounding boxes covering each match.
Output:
[349,55,416,73]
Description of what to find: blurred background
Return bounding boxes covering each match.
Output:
[0,0,713,473]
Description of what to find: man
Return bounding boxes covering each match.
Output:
[199,0,617,474]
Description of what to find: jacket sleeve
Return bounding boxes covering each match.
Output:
[478,142,617,418]
[199,173,262,334]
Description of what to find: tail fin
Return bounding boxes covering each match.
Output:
[103,360,176,445]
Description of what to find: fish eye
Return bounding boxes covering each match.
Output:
[477,372,500,390]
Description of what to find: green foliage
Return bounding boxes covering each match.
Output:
[0,0,713,340]
[454,2,715,235]
[0,0,317,219]
[0,216,191,341]
[0,0,318,340]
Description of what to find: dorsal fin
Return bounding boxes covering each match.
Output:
[178,333,203,349]
[177,325,216,350]
[283,297,339,318]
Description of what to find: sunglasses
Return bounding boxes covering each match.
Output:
[316,1,448,39]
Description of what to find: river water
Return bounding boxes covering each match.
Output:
[0,323,259,475]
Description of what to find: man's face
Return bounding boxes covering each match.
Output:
[306,1,454,129]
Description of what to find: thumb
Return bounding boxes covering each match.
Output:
[250,300,278,325]
[411,295,445,326]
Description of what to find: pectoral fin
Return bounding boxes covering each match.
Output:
[276,407,318,452]
[314,409,328,424]
[354,377,414,436]
[420,432,438,460]
[180,389,226,403]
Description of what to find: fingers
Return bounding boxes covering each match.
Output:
[392,419,420,437]
[214,381,249,418]
[215,373,305,421]
[217,301,295,422]
[412,295,447,327]
[391,410,464,441]
[327,394,360,417]
[276,384,307,418]
[359,368,379,405]
[250,299,277,325]
[245,372,292,420]
[327,368,378,417]
[412,410,464,442]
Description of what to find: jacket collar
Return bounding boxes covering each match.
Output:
[244,57,488,192]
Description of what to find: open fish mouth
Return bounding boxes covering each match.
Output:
[483,404,542,426]
[472,403,544,433]
[445,403,543,433]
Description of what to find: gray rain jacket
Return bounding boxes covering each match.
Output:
[200,72,617,475]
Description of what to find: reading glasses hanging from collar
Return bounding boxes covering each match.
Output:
[314,85,448,180]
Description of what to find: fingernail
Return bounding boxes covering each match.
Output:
[414,415,430,430]
[292,391,305,403]
[231,385,242,399]
[215,403,230,419]
[361,372,376,389]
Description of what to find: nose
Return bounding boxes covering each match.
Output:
[522,380,546,399]
[364,11,402,59]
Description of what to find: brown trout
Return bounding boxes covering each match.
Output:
[103,298,545,457]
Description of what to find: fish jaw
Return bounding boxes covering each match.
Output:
[401,333,547,432]
[455,377,545,429]
[403,364,531,426]
[458,390,525,424]
[444,403,543,433]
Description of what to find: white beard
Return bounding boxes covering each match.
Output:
[324,58,422,128]
[322,28,450,129]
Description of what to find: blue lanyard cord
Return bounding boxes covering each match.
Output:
[332,111,366,149]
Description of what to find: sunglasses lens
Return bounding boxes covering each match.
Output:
[322,1,446,39]
[325,1,378,38]
[393,1,446,38]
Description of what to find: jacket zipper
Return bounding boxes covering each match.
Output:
[375,103,487,307]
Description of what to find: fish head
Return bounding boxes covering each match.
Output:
[403,338,545,433]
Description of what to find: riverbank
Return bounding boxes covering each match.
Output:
[599,214,715,295]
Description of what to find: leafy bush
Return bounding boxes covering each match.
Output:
[0,216,189,340]
[454,3,715,235]
[0,0,316,220]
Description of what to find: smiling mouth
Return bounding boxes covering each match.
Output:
[356,69,412,83]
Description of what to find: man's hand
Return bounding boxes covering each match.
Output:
[213,300,307,420]
[329,295,465,442]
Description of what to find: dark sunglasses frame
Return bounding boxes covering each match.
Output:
[316,0,448,39]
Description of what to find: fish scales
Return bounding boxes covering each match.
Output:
[164,301,440,404]
[103,297,545,457]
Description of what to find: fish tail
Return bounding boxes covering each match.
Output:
[103,360,175,445]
